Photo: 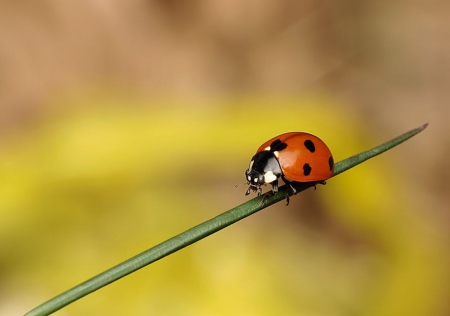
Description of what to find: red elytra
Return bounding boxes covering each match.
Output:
[256,132,334,182]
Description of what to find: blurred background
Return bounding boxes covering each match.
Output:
[0,1,449,315]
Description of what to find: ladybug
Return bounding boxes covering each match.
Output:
[245,132,334,205]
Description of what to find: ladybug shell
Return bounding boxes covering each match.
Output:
[256,132,334,182]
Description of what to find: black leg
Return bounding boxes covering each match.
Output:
[284,192,290,206]
[312,180,327,190]
[271,179,279,194]
[257,186,262,197]
[281,177,297,206]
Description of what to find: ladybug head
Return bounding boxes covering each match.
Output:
[245,151,282,196]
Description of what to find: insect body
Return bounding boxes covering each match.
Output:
[245,132,334,205]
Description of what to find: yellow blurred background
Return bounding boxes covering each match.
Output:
[1,1,449,315]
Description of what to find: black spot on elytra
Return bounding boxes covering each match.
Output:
[304,140,315,153]
[303,163,312,176]
[328,156,334,171]
[270,139,288,152]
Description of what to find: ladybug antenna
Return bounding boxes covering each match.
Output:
[234,183,246,188]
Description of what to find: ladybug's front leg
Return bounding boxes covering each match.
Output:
[257,186,263,196]
[259,180,279,206]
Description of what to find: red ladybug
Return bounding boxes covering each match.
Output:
[245,132,334,205]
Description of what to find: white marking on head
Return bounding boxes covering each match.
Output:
[253,178,258,183]
[273,151,279,158]
[264,146,271,151]
[247,175,251,181]
[264,171,277,184]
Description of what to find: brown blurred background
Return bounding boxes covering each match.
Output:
[0,1,449,315]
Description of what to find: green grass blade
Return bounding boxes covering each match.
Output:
[24,123,428,316]
[332,122,429,177]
